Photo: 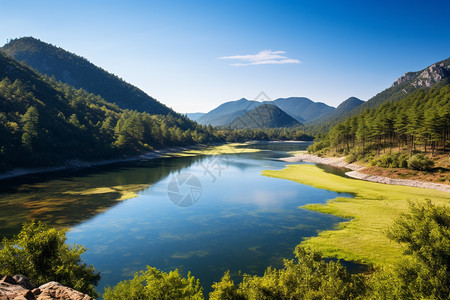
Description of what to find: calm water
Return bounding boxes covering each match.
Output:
[0,142,355,295]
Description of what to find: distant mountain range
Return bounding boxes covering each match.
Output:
[195,96,363,129]
[229,104,301,129]
[186,113,205,121]
[1,37,172,115]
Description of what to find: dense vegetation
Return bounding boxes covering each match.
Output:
[1,37,172,115]
[0,221,100,297]
[308,81,450,167]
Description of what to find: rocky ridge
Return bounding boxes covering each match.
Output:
[393,60,450,88]
[0,275,91,300]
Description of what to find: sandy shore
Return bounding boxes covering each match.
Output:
[281,154,450,193]
[0,145,206,181]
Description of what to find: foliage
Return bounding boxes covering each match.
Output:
[310,81,450,163]
[103,266,203,300]
[370,152,409,168]
[0,221,100,297]
[383,200,450,299]
[406,153,434,170]
[209,246,366,300]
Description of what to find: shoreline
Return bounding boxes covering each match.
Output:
[0,144,209,181]
[281,153,450,193]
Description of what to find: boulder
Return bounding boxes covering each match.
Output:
[0,276,92,300]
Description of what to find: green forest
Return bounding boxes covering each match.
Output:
[308,80,450,169]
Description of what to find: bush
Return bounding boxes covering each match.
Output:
[0,221,100,298]
[370,153,410,168]
[372,201,450,299]
[103,266,203,300]
[407,154,434,170]
[210,246,366,299]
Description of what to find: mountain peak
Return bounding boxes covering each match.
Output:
[229,104,301,129]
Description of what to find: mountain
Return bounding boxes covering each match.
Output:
[360,57,450,111]
[308,58,450,133]
[186,112,205,121]
[313,97,364,123]
[228,104,301,129]
[271,97,334,123]
[197,98,260,126]
[1,37,171,115]
[0,51,212,171]
[197,97,334,127]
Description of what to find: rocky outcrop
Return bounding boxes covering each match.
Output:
[0,275,92,300]
[393,61,449,88]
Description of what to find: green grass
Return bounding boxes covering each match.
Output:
[262,164,450,266]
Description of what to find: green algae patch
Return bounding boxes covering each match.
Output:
[168,143,260,157]
[262,164,450,266]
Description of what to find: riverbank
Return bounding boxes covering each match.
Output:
[0,145,205,181]
[281,153,450,193]
[0,143,259,182]
[262,164,450,266]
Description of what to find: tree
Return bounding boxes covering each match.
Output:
[383,200,450,299]
[0,221,100,298]
[21,106,39,151]
[103,266,204,300]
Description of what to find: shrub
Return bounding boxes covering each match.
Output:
[370,153,410,168]
[103,266,203,300]
[0,221,100,298]
[407,154,434,170]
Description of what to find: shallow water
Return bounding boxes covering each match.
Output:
[0,142,360,295]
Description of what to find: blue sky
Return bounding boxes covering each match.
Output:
[1,0,449,113]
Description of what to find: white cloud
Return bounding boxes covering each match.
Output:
[219,50,301,66]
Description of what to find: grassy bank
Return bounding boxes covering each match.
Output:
[262,164,450,266]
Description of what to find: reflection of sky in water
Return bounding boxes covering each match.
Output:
[66,145,353,295]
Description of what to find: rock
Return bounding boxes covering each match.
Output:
[1,276,16,285]
[0,276,92,300]
[13,276,35,290]
[37,282,92,300]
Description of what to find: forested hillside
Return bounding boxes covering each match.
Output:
[0,52,215,171]
[309,80,450,166]
[309,58,450,133]
[229,104,301,129]
[1,37,172,115]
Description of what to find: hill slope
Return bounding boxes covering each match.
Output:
[313,97,364,124]
[272,97,334,123]
[229,104,301,129]
[197,98,260,126]
[0,52,212,171]
[1,37,171,115]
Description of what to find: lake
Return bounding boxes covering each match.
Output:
[0,141,356,295]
